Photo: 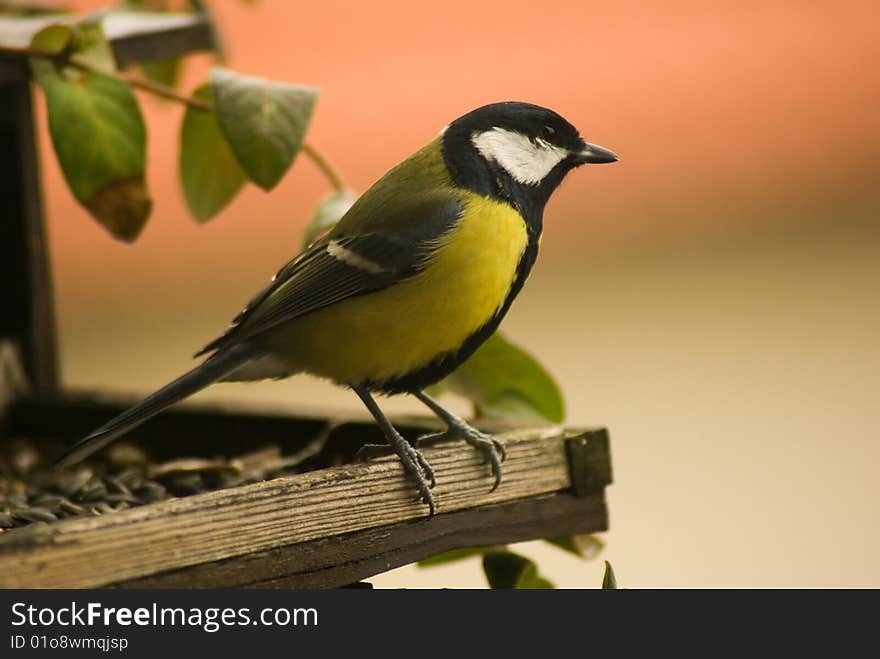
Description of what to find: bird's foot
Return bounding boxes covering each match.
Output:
[355,438,436,516]
[417,421,506,491]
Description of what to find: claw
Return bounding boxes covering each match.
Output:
[492,438,507,462]
[415,451,437,489]
[352,386,436,517]
[355,440,435,514]
[416,422,505,493]
[390,437,436,517]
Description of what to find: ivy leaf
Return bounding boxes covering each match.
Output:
[545,534,605,560]
[210,67,318,190]
[31,53,150,241]
[301,189,357,248]
[436,333,565,424]
[179,84,247,222]
[30,23,72,55]
[518,565,555,589]
[28,24,73,82]
[602,560,618,589]
[68,14,116,74]
[482,550,555,589]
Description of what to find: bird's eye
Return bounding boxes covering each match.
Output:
[540,125,556,141]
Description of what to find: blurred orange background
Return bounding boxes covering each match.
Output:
[28,1,880,586]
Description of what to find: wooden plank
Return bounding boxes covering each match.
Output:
[103,12,215,67]
[0,428,608,588]
[115,492,607,589]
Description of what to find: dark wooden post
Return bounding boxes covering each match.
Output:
[0,60,58,393]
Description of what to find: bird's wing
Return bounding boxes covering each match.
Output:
[197,193,463,356]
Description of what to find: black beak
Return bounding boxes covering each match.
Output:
[574,142,619,165]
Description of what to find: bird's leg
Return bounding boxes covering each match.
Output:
[352,385,436,516]
[412,390,506,492]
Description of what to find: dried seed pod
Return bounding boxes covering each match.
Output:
[133,481,167,503]
[148,458,240,480]
[58,499,86,516]
[105,492,139,504]
[106,443,149,466]
[105,476,133,496]
[78,482,108,502]
[32,494,65,510]
[15,507,57,523]
[10,444,41,474]
[164,473,205,495]
[115,467,146,489]
[56,469,94,498]
[6,492,27,508]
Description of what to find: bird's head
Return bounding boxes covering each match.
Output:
[440,101,617,213]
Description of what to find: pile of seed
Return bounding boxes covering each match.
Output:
[0,432,331,537]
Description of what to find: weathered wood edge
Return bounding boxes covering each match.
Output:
[114,492,607,588]
[0,427,610,588]
[104,12,216,67]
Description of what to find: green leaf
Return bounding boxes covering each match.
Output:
[518,565,555,589]
[210,67,317,190]
[545,534,605,560]
[28,24,73,81]
[68,15,116,74]
[417,546,490,568]
[33,65,150,241]
[179,84,247,222]
[602,560,618,589]
[140,58,181,88]
[302,189,357,248]
[482,550,555,589]
[438,333,565,423]
[30,23,72,55]
[28,17,115,78]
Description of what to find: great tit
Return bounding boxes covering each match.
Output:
[57,101,617,515]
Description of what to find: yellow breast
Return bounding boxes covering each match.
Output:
[274,193,529,385]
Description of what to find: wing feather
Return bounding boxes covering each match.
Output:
[197,193,462,356]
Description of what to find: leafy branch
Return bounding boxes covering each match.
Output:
[5,18,344,241]
[13,37,346,192]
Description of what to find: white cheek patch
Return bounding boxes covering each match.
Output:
[471,127,569,185]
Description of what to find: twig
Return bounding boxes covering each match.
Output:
[121,70,212,110]
[301,144,345,192]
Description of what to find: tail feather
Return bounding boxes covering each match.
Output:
[55,345,254,468]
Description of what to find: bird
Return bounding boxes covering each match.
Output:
[56,101,618,516]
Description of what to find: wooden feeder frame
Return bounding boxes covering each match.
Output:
[0,12,612,588]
